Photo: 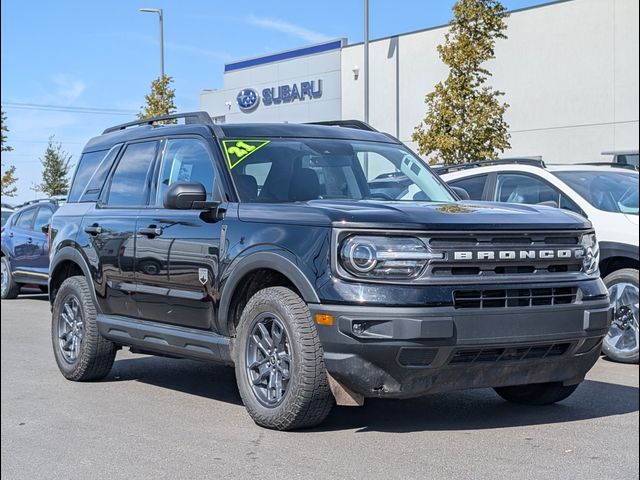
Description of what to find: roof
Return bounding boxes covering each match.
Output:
[440,162,639,179]
[219,123,399,143]
[84,120,398,152]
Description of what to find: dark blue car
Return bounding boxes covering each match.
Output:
[1,199,58,299]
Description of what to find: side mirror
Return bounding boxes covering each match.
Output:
[41,223,50,234]
[450,186,470,200]
[163,182,207,209]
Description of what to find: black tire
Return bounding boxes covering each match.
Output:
[602,268,639,364]
[1,256,21,299]
[494,382,579,405]
[234,286,334,430]
[51,276,117,381]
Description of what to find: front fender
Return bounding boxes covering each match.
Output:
[217,250,320,335]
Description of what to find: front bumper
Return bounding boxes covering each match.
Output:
[310,296,611,399]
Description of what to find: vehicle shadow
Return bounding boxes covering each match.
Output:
[315,378,639,433]
[106,356,243,406]
[106,356,638,433]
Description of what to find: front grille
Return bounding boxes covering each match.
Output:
[424,231,586,281]
[453,287,577,309]
[449,343,571,365]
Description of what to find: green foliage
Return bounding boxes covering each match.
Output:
[138,75,177,122]
[37,136,72,197]
[1,110,13,153]
[1,109,18,197]
[1,164,18,197]
[412,0,511,164]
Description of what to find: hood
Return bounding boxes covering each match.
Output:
[238,200,591,231]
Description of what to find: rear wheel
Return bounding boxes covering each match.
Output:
[494,382,579,405]
[602,268,639,364]
[51,276,117,381]
[235,286,334,430]
[1,257,21,299]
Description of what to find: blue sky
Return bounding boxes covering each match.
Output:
[1,0,541,204]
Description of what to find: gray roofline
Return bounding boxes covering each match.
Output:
[224,38,347,68]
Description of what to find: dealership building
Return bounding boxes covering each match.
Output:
[200,0,639,163]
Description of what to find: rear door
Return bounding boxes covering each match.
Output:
[79,140,160,318]
[134,136,225,330]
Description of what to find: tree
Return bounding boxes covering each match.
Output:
[412,0,511,165]
[138,75,177,122]
[1,109,18,197]
[37,136,72,197]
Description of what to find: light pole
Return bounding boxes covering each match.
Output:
[363,0,369,124]
[139,8,164,79]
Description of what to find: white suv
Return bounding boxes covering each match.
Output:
[439,161,639,363]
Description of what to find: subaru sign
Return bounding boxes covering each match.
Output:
[236,88,260,112]
[236,80,323,113]
[262,80,322,106]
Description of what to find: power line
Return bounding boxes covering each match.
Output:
[1,102,138,116]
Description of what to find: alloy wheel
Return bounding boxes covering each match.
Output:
[604,282,639,357]
[245,312,292,407]
[57,295,85,363]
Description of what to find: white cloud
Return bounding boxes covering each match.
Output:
[52,74,86,104]
[247,15,331,44]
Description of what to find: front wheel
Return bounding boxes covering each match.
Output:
[602,268,639,364]
[1,257,21,299]
[234,286,334,430]
[494,382,579,405]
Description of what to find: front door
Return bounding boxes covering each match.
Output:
[134,137,224,331]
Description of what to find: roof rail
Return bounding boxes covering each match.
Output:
[14,197,61,209]
[432,157,545,175]
[102,111,214,135]
[306,120,378,132]
[580,162,638,171]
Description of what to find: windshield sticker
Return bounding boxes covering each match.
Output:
[222,140,270,169]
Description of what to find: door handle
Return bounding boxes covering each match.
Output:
[84,224,103,236]
[138,226,163,238]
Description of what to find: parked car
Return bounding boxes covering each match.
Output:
[48,112,609,430]
[439,160,638,363]
[601,149,639,170]
[1,199,58,298]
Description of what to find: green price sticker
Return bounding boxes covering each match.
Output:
[222,140,271,169]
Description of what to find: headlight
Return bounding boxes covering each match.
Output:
[339,235,443,279]
[580,233,599,275]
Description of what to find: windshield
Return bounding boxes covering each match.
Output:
[224,138,454,203]
[554,170,639,215]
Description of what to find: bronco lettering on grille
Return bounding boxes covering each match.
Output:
[453,249,583,261]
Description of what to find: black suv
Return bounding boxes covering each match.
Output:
[49,112,611,430]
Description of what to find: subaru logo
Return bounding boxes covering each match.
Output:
[236,88,259,112]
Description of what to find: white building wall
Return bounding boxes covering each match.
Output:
[341,0,639,162]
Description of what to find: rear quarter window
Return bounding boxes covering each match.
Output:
[67,145,122,203]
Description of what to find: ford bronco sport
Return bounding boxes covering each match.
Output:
[48,112,611,430]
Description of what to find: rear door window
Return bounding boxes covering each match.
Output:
[68,150,109,202]
[104,141,158,207]
[15,208,36,230]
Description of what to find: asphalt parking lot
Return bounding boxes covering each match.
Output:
[1,294,638,480]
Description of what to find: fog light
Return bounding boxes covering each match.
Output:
[352,322,364,334]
